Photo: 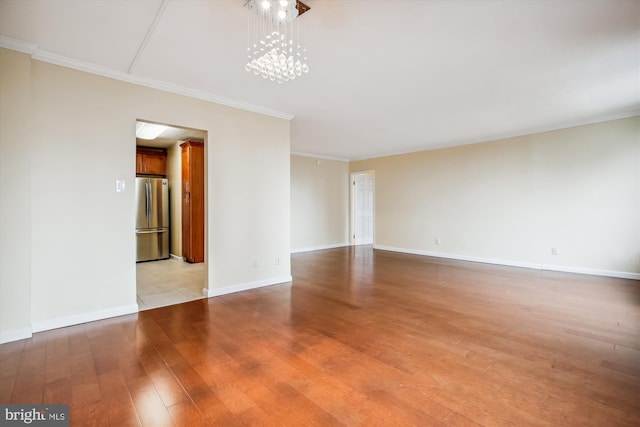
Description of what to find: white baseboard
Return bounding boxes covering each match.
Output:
[291,243,350,254]
[537,264,640,280]
[32,304,139,333]
[0,327,33,344]
[374,245,640,280]
[207,275,292,298]
[170,253,182,261]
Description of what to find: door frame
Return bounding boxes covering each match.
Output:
[350,170,375,246]
[135,119,209,305]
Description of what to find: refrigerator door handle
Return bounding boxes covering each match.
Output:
[136,229,167,234]
[145,181,151,221]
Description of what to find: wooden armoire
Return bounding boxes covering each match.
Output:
[180,141,204,263]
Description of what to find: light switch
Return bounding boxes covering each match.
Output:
[115,179,126,193]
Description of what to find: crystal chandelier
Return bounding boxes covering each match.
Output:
[245,0,310,83]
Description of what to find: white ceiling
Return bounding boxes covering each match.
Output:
[136,121,207,149]
[1,0,638,160]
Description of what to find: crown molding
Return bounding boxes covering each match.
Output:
[350,110,640,161]
[0,36,37,54]
[0,35,295,121]
[290,151,350,162]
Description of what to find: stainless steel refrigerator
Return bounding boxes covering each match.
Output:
[136,177,169,262]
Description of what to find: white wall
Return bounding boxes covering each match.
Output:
[291,155,350,252]
[0,48,291,342]
[351,117,640,278]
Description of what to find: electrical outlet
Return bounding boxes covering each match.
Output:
[551,248,558,256]
[435,238,441,245]
[275,256,280,265]
[252,257,259,268]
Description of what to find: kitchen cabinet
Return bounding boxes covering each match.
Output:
[180,141,204,263]
[136,148,167,176]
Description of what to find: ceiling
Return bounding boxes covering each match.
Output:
[1,0,638,160]
[136,121,207,149]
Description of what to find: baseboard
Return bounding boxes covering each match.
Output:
[374,245,640,280]
[0,327,33,344]
[31,304,139,333]
[537,264,640,280]
[207,275,293,298]
[291,243,350,254]
[169,253,182,261]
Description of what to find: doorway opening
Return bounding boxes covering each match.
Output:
[351,171,375,246]
[135,120,208,310]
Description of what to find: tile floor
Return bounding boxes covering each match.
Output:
[136,257,206,310]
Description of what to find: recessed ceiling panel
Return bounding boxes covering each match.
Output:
[0,0,164,71]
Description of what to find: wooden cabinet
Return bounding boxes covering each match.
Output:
[180,141,204,263]
[136,148,167,176]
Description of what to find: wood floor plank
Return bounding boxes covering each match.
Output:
[1,246,639,425]
[144,367,189,408]
[166,400,206,427]
[127,376,175,427]
[70,401,110,427]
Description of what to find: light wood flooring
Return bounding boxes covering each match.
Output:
[1,246,639,426]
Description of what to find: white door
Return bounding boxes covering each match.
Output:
[352,172,374,245]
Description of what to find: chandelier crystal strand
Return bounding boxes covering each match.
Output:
[245,0,309,83]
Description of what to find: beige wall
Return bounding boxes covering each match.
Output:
[167,141,183,257]
[351,117,640,276]
[291,155,350,251]
[0,49,32,342]
[3,48,637,343]
[0,48,291,341]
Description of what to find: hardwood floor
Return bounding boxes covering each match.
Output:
[1,246,639,426]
